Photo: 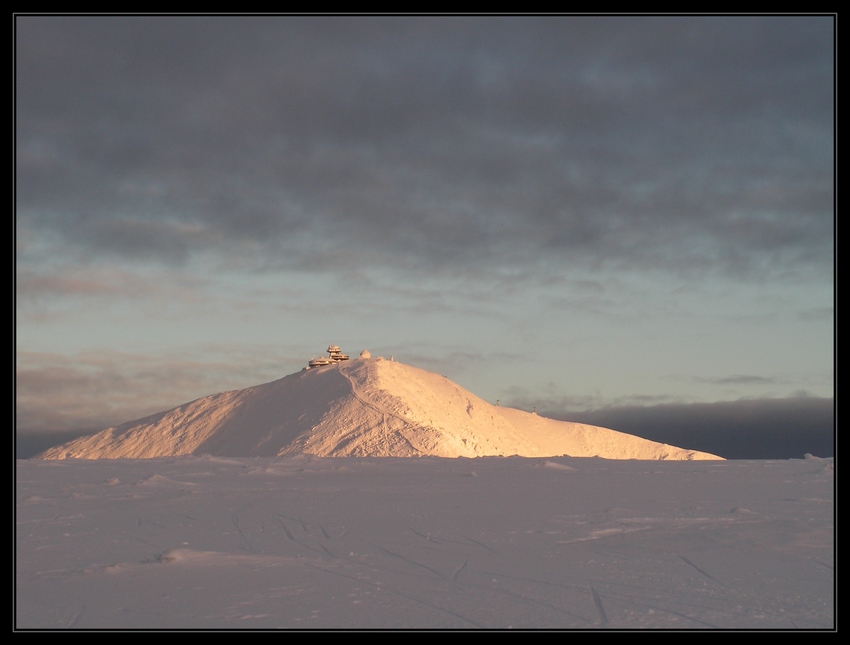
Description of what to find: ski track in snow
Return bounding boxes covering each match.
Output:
[677,555,726,588]
[338,365,424,455]
[591,586,609,627]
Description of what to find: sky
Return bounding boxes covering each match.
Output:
[16,453,835,629]
[15,15,835,457]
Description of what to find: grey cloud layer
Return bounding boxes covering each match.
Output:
[561,397,835,460]
[17,16,833,281]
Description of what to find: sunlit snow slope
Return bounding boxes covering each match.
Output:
[37,358,722,460]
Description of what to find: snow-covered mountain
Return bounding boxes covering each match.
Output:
[36,357,722,460]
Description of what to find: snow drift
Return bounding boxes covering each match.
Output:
[36,357,722,460]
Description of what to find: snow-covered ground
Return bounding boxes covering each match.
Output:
[36,358,721,461]
[16,453,833,630]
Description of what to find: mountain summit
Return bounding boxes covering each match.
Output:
[37,357,722,460]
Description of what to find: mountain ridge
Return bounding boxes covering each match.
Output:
[36,357,722,460]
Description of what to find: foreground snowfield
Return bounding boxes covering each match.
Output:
[16,454,833,630]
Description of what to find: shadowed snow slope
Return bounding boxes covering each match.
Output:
[36,358,722,460]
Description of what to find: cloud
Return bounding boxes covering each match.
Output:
[537,397,834,460]
[14,265,219,326]
[14,347,304,437]
[16,16,834,284]
[701,375,779,386]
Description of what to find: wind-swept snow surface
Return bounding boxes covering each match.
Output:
[36,358,720,460]
[16,455,833,629]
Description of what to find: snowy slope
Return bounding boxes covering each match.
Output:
[37,358,721,461]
